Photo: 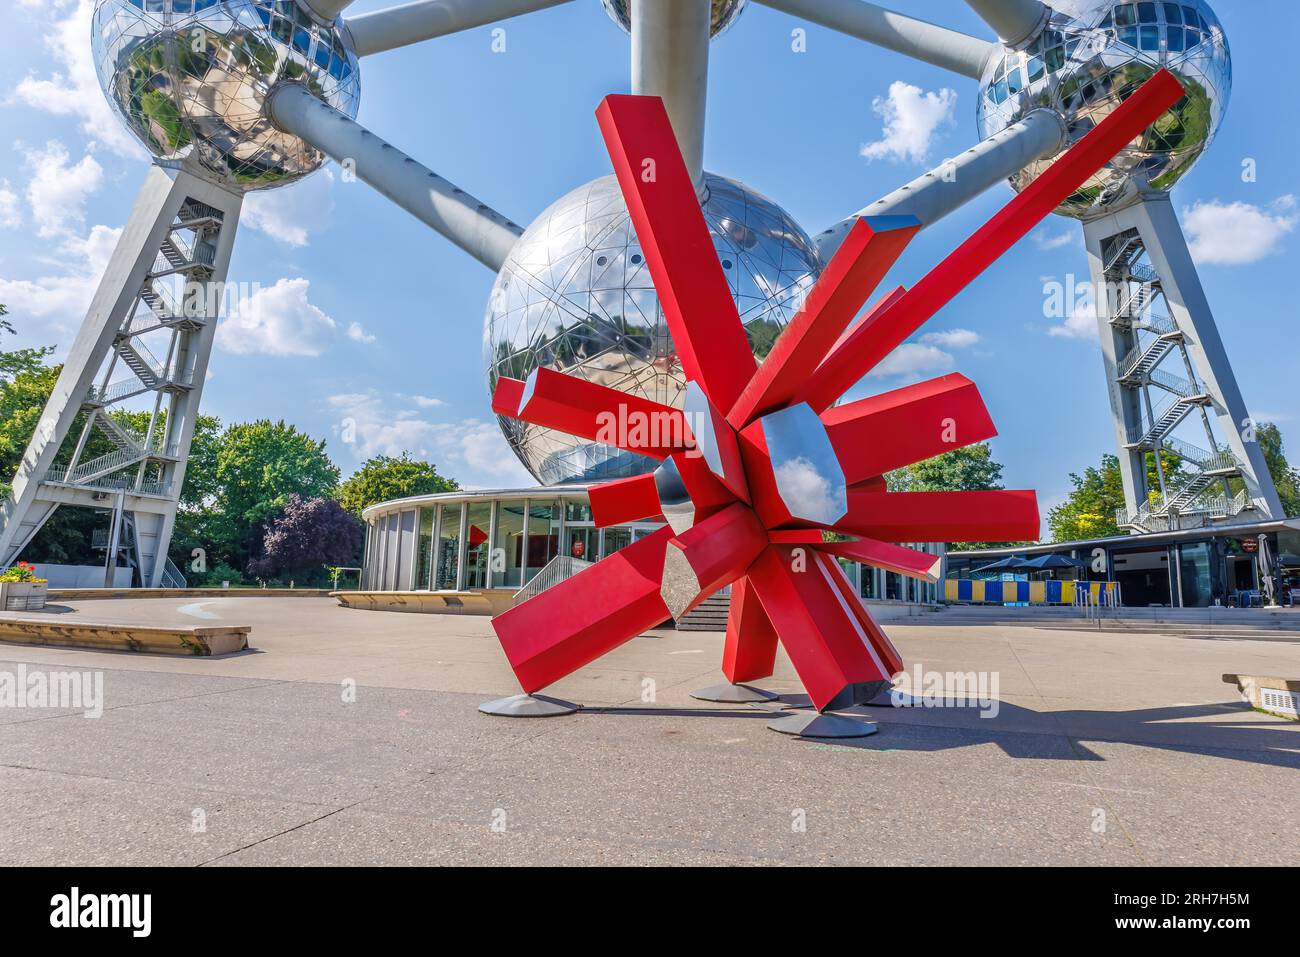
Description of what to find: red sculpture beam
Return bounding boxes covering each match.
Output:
[727,216,919,428]
[485,73,1187,730]
[748,547,894,712]
[817,537,943,582]
[597,95,757,414]
[493,369,690,459]
[491,526,674,694]
[836,489,1040,543]
[823,373,997,484]
[798,68,1185,412]
[721,576,779,686]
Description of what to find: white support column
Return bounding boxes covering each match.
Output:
[268,82,523,270]
[755,0,997,78]
[815,108,1064,260]
[345,0,574,57]
[631,0,712,193]
[1085,194,1284,522]
[0,164,243,584]
[963,0,1048,48]
[300,0,358,22]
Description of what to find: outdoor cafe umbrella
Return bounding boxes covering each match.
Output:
[968,555,1035,576]
[1024,554,1088,571]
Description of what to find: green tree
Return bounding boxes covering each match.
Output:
[1047,454,1126,542]
[1047,449,1190,542]
[207,419,341,568]
[1253,422,1300,518]
[338,453,457,516]
[887,442,1005,493]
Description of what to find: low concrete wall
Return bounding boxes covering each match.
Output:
[32,564,132,588]
[49,587,333,601]
[0,618,250,656]
[332,590,514,616]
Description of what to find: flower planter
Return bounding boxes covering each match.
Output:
[0,581,49,611]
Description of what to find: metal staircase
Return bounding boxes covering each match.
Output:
[1102,228,1250,534]
[92,517,188,588]
[0,168,237,586]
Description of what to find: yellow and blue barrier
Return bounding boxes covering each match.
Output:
[943,579,1120,606]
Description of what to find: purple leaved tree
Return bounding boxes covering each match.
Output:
[247,495,363,585]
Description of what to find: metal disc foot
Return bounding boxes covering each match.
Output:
[767,710,878,739]
[690,682,780,703]
[864,687,920,708]
[478,694,579,717]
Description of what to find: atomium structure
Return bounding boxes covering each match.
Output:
[0,0,1271,608]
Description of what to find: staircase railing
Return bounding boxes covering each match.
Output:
[161,558,188,589]
[512,555,593,605]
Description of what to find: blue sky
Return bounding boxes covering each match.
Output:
[1,0,1297,533]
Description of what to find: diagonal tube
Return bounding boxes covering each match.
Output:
[300,0,359,22]
[815,108,1065,261]
[344,0,574,57]
[755,0,997,78]
[963,0,1048,47]
[632,0,712,193]
[800,70,1185,411]
[267,82,522,270]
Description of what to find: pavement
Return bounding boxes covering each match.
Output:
[0,595,1296,866]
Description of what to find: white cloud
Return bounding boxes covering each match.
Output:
[22,141,103,238]
[868,325,981,382]
[1183,196,1298,266]
[1047,296,1096,340]
[773,456,846,524]
[325,391,533,488]
[406,394,446,408]
[0,224,120,346]
[920,328,980,349]
[216,278,338,357]
[346,321,376,344]
[13,0,144,158]
[241,169,336,246]
[1034,228,1079,251]
[860,81,956,164]
[0,182,21,229]
[871,342,955,379]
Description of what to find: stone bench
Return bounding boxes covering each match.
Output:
[0,618,250,656]
[330,590,506,616]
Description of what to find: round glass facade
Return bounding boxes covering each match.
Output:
[975,0,1229,218]
[358,488,941,607]
[599,0,748,38]
[483,173,821,486]
[92,0,361,191]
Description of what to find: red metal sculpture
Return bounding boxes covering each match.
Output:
[486,71,1185,732]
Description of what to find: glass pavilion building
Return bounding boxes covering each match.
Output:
[351,486,943,618]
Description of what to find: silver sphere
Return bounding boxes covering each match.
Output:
[92,0,360,191]
[600,0,748,38]
[485,173,821,486]
[976,0,1230,219]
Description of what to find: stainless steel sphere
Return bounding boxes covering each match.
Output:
[600,0,748,38]
[976,0,1230,218]
[92,0,360,191]
[485,173,821,486]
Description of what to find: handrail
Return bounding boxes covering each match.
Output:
[1147,368,1201,398]
[49,447,143,483]
[1127,261,1159,284]
[512,554,593,605]
[161,557,188,588]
